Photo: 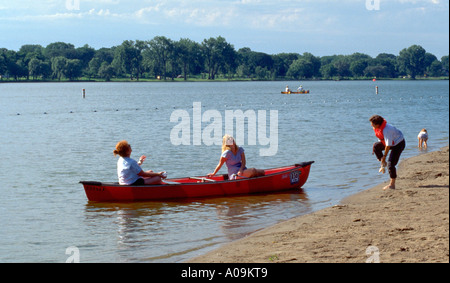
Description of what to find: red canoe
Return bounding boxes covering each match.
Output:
[80,162,314,202]
[281,90,310,94]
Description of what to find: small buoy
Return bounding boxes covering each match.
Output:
[17,113,20,116]
[373,78,377,82]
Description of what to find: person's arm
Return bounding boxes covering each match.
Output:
[237,152,247,176]
[137,155,146,166]
[208,157,227,177]
[381,146,391,166]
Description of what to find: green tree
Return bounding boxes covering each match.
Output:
[237,48,274,79]
[374,53,397,78]
[174,38,202,80]
[397,45,426,79]
[287,58,313,79]
[320,63,337,79]
[333,58,351,78]
[112,40,143,80]
[145,36,173,80]
[51,56,67,81]
[427,60,443,77]
[98,62,115,81]
[28,58,43,80]
[87,57,101,79]
[301,52,321,78]
[350,60,369,77]
[0,50,7,79]
[441,55,449,76]
[364,65,389,78]
[75,44,95,67]
[64,59,83,80]
[3,50,27,80]
[272,53,300,78]
[202,36,236,80]
[45,42,76,59]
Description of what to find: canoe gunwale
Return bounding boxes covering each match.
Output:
[80,161,314,188]
[80,161,314,202]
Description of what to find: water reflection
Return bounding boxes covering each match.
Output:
[84,189,310,262]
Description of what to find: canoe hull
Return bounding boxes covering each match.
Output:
[281,90,310,94]
[80,162,314,202]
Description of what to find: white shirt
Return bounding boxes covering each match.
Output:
[383,123,404,147]
[117,157,142,185]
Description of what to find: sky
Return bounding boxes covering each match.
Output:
[0,0,448,58]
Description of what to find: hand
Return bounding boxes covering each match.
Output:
[159,172,167,179]
[207,173,215,178]
[138,155,147,165]
[381,156,387,167]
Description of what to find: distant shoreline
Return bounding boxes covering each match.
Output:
[1,77,448,84]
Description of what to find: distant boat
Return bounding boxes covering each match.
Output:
[282,90,310,94]
[80,162,314,202]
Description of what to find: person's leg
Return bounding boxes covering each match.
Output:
[242,168,256,178]
[373,142,385,161]
[144,176,163,185]
[384,140,406,190]
[242,168,265,178]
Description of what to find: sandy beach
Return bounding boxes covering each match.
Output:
[188,146,449,263]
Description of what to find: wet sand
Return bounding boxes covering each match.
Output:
[188,146,449,263]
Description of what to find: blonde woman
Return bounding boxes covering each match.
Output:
[207,135,265,179]
[113,140,167,185]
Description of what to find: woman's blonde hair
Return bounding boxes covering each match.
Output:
[113,140,131,157]
[222,134,238,153]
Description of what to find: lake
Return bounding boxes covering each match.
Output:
[0,80,448,262]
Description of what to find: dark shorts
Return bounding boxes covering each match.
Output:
[373,139,406,179]
[131,178,145,186]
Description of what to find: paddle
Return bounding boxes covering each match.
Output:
[190,177,216,182]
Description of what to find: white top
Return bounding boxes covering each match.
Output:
[383,123,405,147]
[418,131,428,139]
[117,157,142,185]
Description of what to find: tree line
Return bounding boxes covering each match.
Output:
[0,36,448,82]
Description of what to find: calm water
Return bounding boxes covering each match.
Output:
[0,80,448,263]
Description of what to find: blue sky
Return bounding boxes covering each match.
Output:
[0,0,448,58]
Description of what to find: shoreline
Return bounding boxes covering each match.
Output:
[1,77,448,84]
[188,146,449,263]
